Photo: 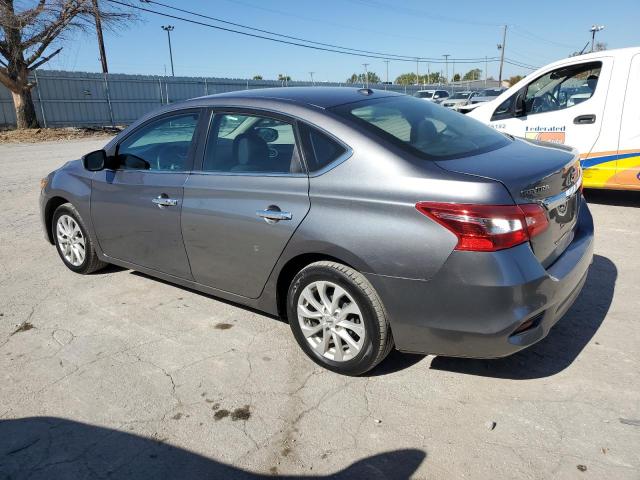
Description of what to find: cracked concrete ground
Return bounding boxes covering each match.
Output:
[0,138,639,479]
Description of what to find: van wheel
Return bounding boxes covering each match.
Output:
[52,203,107,274]
[287,261,393,375]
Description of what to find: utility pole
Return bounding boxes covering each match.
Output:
[485,56,488,87]
[427,62,430,84]
[92,0,108,73]
[443,54,450,84]
[415,58,420,85]
[383,60,389,90]
[498,25,507,86]
[162,25,175,76]
[362,63,369,88]
[309,72,315,85]
[590,25,605,52]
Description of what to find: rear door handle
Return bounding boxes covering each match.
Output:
[152,195,178,208]
[573,114,596,125]
[256,208,292,223]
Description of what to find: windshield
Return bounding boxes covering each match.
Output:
[331,96,509,159]
[479,89,502,97]
[414,91,433,98]
[450,92,472,99]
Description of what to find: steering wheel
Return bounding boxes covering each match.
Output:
[156,145,187,170]
[532,92,558,113]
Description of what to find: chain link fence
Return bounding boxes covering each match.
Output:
[0,70,500,128]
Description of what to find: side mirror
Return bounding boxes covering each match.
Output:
[82,149,107,171]
[514,92,526,117]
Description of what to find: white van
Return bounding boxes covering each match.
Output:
[469,47,640,191]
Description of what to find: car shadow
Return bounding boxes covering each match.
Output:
[129,270,286,323]
[429,254,616,380]
[583,189,639,207]
[0,417,426,479]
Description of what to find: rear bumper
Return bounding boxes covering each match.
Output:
[366,201,595,358]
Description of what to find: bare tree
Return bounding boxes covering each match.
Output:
[0,0,134,129]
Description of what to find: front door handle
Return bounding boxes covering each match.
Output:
[573,114,596,125]
[256,207,292,224]
[152,195,178,208]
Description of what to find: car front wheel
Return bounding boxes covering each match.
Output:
[287,261,393,375]
[53,203,107,274]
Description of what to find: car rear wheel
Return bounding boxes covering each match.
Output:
[287,261,393,375]
[53,203,107,274]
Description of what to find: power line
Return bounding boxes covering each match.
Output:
[118,0,499,64]
[145,0,427,61]
[509,26,578,50]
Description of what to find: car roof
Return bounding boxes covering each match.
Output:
[195,87,403,109]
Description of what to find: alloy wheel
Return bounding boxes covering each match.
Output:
[297,280,366,362]
[56,214,86,267]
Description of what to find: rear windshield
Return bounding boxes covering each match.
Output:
[414,91,433,98]
[331,96,509,159]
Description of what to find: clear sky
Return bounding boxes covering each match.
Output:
[44,0,640,83]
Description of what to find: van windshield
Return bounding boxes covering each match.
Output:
[331,96,509,159]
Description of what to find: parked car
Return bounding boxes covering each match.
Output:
[456,88,506,114]
[413,89,450,103]
[40,87,593,375]
[441,91,477,109]
[469,47,640,191]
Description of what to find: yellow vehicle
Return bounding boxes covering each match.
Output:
[469,47,640,190]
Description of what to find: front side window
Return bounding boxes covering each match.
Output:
[203,113,302,174]
[117,112,199,171]
[332,96,509,159]
[524,62,601,115]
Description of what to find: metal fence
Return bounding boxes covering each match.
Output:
[0,70,500,128]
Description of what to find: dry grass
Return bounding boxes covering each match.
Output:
[0,126,122,144]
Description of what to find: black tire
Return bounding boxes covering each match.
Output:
[287,261,393,375]
[52,203,107,274]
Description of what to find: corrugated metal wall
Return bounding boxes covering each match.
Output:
[0,70,500,128]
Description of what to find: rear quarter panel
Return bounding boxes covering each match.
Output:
[283,129,516,281]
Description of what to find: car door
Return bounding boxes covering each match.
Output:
[613,52,640,189]
[487,59,612,182]
[181,109,310,298]
[91,109,203,279]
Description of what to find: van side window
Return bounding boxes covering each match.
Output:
[524,62,602,115]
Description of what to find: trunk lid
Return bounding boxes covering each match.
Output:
[434,137,582,267]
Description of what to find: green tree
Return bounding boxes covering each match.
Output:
[277,74,291,81]
[453,73,461,82]
[346,71,380,84]
[395,72,444,85]
[394,72,417,85]
[252,75,263,80]
[508,75,524,86]
[463,68,482,81]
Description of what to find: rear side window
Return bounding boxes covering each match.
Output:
[203,113,302,174]
[331,95,509,160]
[300,124,348,172]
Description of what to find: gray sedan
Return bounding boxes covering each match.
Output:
[40,88,593,375]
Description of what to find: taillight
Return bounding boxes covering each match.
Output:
[415,202,549,252]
